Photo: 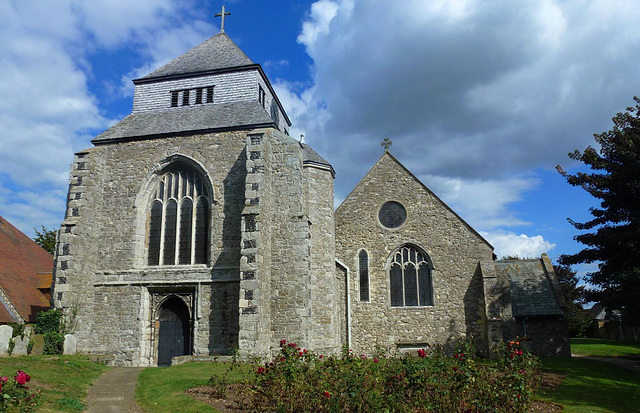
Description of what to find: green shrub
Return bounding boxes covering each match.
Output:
[27,339,34,355]
[8,323,25,339]
[43,332,64,355]
[36,309,64,355]
[7,339,14,356]
[35,309,62,335]
[243,338,540,412]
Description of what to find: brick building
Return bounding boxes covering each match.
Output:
[52,31,569,366]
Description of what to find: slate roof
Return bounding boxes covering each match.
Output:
[92,101,276,143]
[0,217,53,323]
[495,258,565,317]
[300,143,334,176]
[139,32,253,81]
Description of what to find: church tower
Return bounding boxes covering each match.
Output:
[52,19,340,366]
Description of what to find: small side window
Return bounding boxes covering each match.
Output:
[359,249,370,302]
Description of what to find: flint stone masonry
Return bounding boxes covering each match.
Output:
[336,153,494,354]
[51,28,568,366]
[0,325,11,355]
[53,124,338,365]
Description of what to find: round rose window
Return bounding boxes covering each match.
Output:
[378,201,407,229]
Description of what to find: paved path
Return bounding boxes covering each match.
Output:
[572,354,640,374]
[85,367,145,413]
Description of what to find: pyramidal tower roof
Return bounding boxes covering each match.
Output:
[139,32,254,81]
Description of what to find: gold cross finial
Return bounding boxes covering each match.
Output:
[215,5,231,33]
[381,138,392,152]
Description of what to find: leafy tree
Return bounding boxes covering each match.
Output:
[556,97,640,324]
[33,226,56,255]
[553,264,591,337]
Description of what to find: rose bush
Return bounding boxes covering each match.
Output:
[0,370,40,412]
[241,338,540,412]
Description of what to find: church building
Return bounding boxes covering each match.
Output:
[52,23,569,366]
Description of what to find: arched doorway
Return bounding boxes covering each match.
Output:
[157,296,192,366]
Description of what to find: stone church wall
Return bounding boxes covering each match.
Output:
[303,166,341,354]
[234,130,341,359]
[335,154,493,355]
[54,130,253,365]
[237,130,273,357]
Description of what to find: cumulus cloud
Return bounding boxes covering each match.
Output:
[284,0,640,248]
[297,0,341,49]
[481,231,556,259]
[0,1,212,234]
[421,175,539,230]
[289,0,640,178]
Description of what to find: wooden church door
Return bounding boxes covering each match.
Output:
[157,296,191,366]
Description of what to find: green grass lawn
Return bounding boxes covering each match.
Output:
[0,355,110,412]
[135,362,251,413]
[571,337,640,358]
[538,356,640,413]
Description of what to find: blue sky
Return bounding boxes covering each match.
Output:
[1,0,638,276]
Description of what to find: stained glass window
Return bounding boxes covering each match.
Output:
[390,264,403,307]
[178,199,193,265]
[379,201,407,229]
[194,199,208,264]
[146,166,210,266]
[389,246,433,307]
[359,250,369,302]
[147,201,162,266]
[163,200,177,265]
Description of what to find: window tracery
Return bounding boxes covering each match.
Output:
[147,167,210,266]
[389,245,433,307]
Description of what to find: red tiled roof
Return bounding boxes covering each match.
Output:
[0,304,15,323]
[36,273,53,290]
[0,216,53,323]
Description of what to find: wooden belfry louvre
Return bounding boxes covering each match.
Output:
[147,167,209,266]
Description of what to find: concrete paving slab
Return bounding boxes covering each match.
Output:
[85,367,144,412]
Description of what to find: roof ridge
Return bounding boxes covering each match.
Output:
[139,32,254,80]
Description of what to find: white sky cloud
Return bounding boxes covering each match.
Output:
[420,175,539,230]
[0,1,210,234]
[281,0,640,253]
[481,231,556,259]
[2,0,637,256]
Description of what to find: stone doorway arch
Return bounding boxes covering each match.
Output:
[155,294,193,366]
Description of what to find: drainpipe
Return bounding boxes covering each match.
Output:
[336,258,352,350]
[346,267,352,350]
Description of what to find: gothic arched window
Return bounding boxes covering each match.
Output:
[147,167,210,266]
[359,249,370,302]
[389,245,433,307]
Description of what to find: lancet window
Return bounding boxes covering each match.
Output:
[389,245,433,307]
[359,249,370,302]
[147,167,210,266]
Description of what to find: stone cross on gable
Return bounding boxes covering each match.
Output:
[381,138,392,152]
[215,5,231,33]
